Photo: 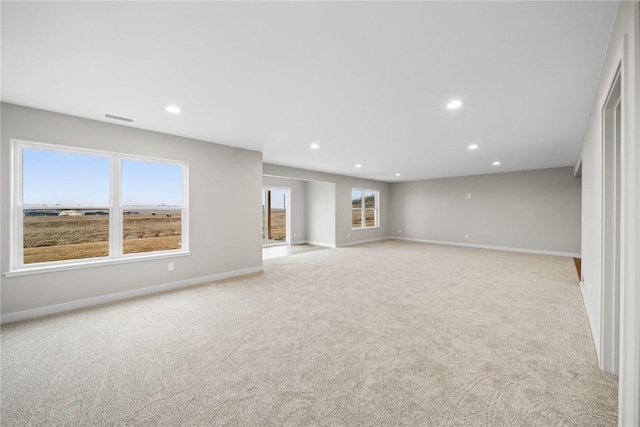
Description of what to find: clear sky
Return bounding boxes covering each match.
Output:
[262,189,287,209]
[23,148,182,206]
[122,159,182,205]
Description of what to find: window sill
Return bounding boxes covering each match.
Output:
[3,251,192,277]
[351,226,380,231]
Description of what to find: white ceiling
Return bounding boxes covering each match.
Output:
[1,1,617,182]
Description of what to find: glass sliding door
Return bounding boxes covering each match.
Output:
[262,187,289,247]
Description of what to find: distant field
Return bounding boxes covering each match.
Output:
[23,213,181,264]
[263,209,286,241]
[352,210,376,227]
[24,206,369,263]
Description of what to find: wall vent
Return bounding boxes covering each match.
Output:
[105,114,133,123]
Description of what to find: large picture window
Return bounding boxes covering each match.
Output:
[352,188,379,229]
[11,140,188,272]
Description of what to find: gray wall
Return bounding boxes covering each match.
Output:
[577,2,640,421]
[306,181,336,246]
[578,0,638,354]
[263,176,307,243]
[1,103,263,315]
[263,163,390,246]
[389,167,581,255]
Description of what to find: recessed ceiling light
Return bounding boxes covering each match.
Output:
[355,164,362,168]
[395,173,401,177]
[165,105,181,114]
[492,161,501,166]
[468,144,479,150]
[310,143,320,150]
[447,99,463,109]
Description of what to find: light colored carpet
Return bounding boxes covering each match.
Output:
[1,240,617,426]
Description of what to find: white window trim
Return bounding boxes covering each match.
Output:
[7,139,190,276]
[351,188,380,230]
[4,251,192,277]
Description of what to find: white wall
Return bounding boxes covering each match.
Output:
[263,164,390,246]
[263,176,307,243]
[1,103,263,318]
[578,1,640,424]
[389,167,581,256]
[306,181,336,247]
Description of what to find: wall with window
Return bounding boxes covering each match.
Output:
[12,140,189,269]
[1,103,263,317]
[389,167,581,255]
[263,164,390,246]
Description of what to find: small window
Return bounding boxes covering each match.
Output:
[352,188,379,229]
[12,140,188,271]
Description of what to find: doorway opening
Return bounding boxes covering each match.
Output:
[262,187,290,247]
[601,65,621,375]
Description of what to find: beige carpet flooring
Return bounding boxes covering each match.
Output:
[1,240,617,426]
[262,244,327,260]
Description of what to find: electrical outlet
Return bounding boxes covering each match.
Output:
[347,233,351,238]
[293,232,297,237]
[168,262,174,272]
[465,234,469,239]
[398,229,402,234]
[465,193,472,200]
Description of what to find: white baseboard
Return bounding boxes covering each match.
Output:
[580,281,601,362]
[306,240,337,248]
[337,237,389,247]
[290,240,308,245]
[390,236,581,258]
[0,266,264,324]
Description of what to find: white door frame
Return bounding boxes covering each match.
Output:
[616,27,640,425]
[600,64,622,375]
[598,31,640,425]
[262,186,291,247]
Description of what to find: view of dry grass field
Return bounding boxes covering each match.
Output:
[24,204,373,264]
[23,212,182,264]
[352,209,376,227]
[263,209,286,242]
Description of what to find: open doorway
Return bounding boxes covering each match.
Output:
[262,187,290,247]
[601,66,621,375]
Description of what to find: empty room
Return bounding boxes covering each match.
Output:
[1,1,639,426]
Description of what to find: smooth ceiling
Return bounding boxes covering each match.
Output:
[1,1,618,181]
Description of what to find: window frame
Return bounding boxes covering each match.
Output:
[8,139,190,276]
[351,188,380,230]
